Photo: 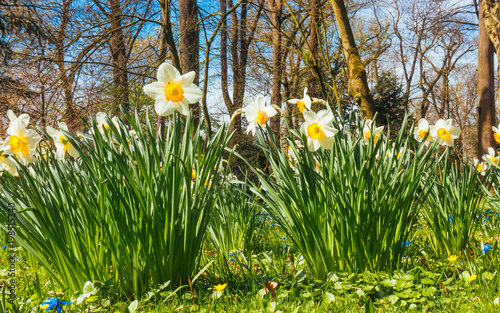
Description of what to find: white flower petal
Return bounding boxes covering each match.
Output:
[175,71,196,87]
[262,106,278,118]
[303,111,317,125]
[143,82,166,102]
[182,85,203,103]
[155,100,177,117]
[157,63,180,83]
[317,110,333,126]
[319,135,334,150]
[174,101,190,116]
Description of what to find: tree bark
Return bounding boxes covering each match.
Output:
[55,0,78,131]
[331,0,375,119]
[179,0,200,126]
[478,0,496,155]
[157,0,181,139]
[266,0,283,140]
[109,0,130,116]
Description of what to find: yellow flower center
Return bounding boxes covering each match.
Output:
[419,130,427,140]
[396,152,402,159]
[297,100,306,113]
[307,123,323,140]
[60,135,70,152]
[164,82,184,102]
[494,132,500,144]
[477,163,484,172]
[256,110,268,126]
[489,157,498,165]
[192,171,196,180]
[9,135,29,155]
[437,128,450,140]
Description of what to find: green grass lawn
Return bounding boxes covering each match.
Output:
[2,213,500,313]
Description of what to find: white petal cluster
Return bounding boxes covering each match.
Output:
[143,63,203,116]
[244,96,278,136]
[302,110,338,151]
[47,123,79,159]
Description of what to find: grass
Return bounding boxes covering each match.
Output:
[2,211,500,312]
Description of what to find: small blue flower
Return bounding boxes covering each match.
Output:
[1,245,7,249]
[283,243,290,250]
[482,244,494,255]
[401,241,410,247]
[268,223,276,228]
[283,236,287,242]
[40,298,72,313]
[449,216,453,224]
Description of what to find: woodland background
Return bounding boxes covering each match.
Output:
[1,0,499,161]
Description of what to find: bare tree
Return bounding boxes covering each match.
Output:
[476,0,496,155]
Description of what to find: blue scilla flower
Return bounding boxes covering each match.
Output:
[1,245,7,249]
[268,223,276,228]
[401,241,410,247]
[284,243,290,250]
[482,244,494,255]
[40,298,72,313]
[228,249,238,262]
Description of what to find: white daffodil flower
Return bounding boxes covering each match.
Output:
[7,110,29,128]
[473,157,487,176]
[483,147,498,166]
[430,119,460,146]
[5,113,40,163]
[244,95,278,136]
[363,119,384,144]
[143,63,203,116]
[302,110,338,151]
[414,118,434,145]
[46,123,79,159]
[0,140,17,176]
[95,112,120,134]
[288,88,312,113]
[492,123,500,144]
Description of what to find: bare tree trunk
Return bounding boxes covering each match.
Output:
[221,0,264,147]
[307,0,320,101]
[266,0,282,140]
[157,0,181,139]
[109,0,130,116]
[55,0,78,131]
[179,0,200,126]
[478,0,496,156]
[330,0,375,119]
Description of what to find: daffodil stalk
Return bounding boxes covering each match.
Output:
[247,113,439,277]
[421,150,487,256]
[0,110,231,297]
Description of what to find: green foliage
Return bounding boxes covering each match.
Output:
[421,152,486,256]
[0,111,230,297]
[248,114,438,278]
